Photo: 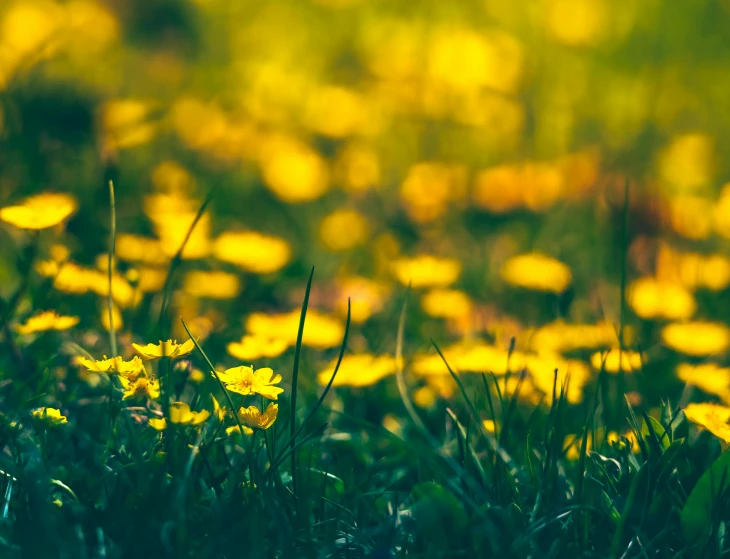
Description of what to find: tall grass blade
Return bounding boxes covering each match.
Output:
[290,266,315,501]
[106,180,117,356]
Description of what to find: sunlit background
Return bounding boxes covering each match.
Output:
[2,0,730,430]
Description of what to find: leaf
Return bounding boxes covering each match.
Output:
[680,450,730,543]
[641,414,670,451]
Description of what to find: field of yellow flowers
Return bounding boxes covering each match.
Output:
[2,0,730,557]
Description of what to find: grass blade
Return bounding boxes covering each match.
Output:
[107,180,117,357]
[290,266,315,502]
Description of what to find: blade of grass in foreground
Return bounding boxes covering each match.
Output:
[289,266,315,503]
[269,298,351,473]
[157,186,218,340]
[106,180,117,356]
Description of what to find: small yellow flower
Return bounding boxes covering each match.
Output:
[226,335,288,361]
[168,402,210,426]
[684,402,730,443]
[662,321,730,356]
[132,339,196,360]
[76,355,146,379]
[31,407,67,427]
[421,289,472,319]
[148,418,167,430]
[391,255,462,288]
[0,193,77,230]
[500,252,572,293]
[316,354,396,387]
[211,395,227,421]
[16,311,79,335]
[226,425,254,436]
[590,348,643,374]
[213,231,292,274]
[628,277,696,320]
[118,376,161,400]
[217,366,284,400]
[238,402,278,430]
[677,363,730,401]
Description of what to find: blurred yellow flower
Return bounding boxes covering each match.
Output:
[118,376,160,400]
[227,335,288,361]
[31,407,67,427]
[659,133,715,193]
[525,353,590,404]
[101,303,122,332]
[170,97,228,152]
[102,99,155,150]
[238,402,278,430]
[546,0,608,46]
[115,234,168,265]
[316,354,396,387]
[391,255,461,288]
[212,394,227,422]
[628,277,696,320]
[169,402,210,426]
[16,311,79,335]
[132,339,196,360]
[213,231,291,274]
[427,28,523,94]
[136,267,167,293]
[714,183,730,239]
[399,162,467,224]
[148,417,167,430]
[668,196,713,240]
[500,252,572,293]
[319,209,369,251]
[304,86,368,138]
[412,341,524,376]
[1,2,62,61]
[529,320,617,353]
[144,194,211,260]
[413,385,437,408]
[421,289,472,319]
[183,270,241,299]
[684,402,730,443]
[472,162,564,213]
[677,363,730,401]
[482,419,496,434]
[226,425,254,437]
[656,244,730,291]
[245,310,344,349]
[334,276,387,323]
[334,143,380,192]
[590,348,643,373]
[0,193,77,230]
[217,366,284,400]
[662,321,730,356]
[151,160,194,195]
[260,136,329,203]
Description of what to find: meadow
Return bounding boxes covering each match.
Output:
[1,0,730,557]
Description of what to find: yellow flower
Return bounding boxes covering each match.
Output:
[75,355,146,379]
[211,395,227,422]
[213,231,292,274]
[238,402,278,430]
[677,363,730,401]
[421,289,472,319]
[482,419,496,434]
[217,366,284,400]
[16,311,79,335]
[148,418,167,430]
[529,320,617,353]
[226,425,254,437]
[227,335,288,361]
[684,402,730,443]
[590,349,643,374]
[132,339,196,360]
[245,310,344,350]
[115,234,168,265]
[391,255,462,288]
[316,354,396,387]
[118,376,161,400]
[0,193,77,230]
[662,321,730,356]
[628,277,696,320]
[183,270,241,299]
[169,402,210,426]
[334,276,387,324]
[500,252,572,293]
[259,136,330,203]
[319,209,369,251]
[31,407,67,427]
